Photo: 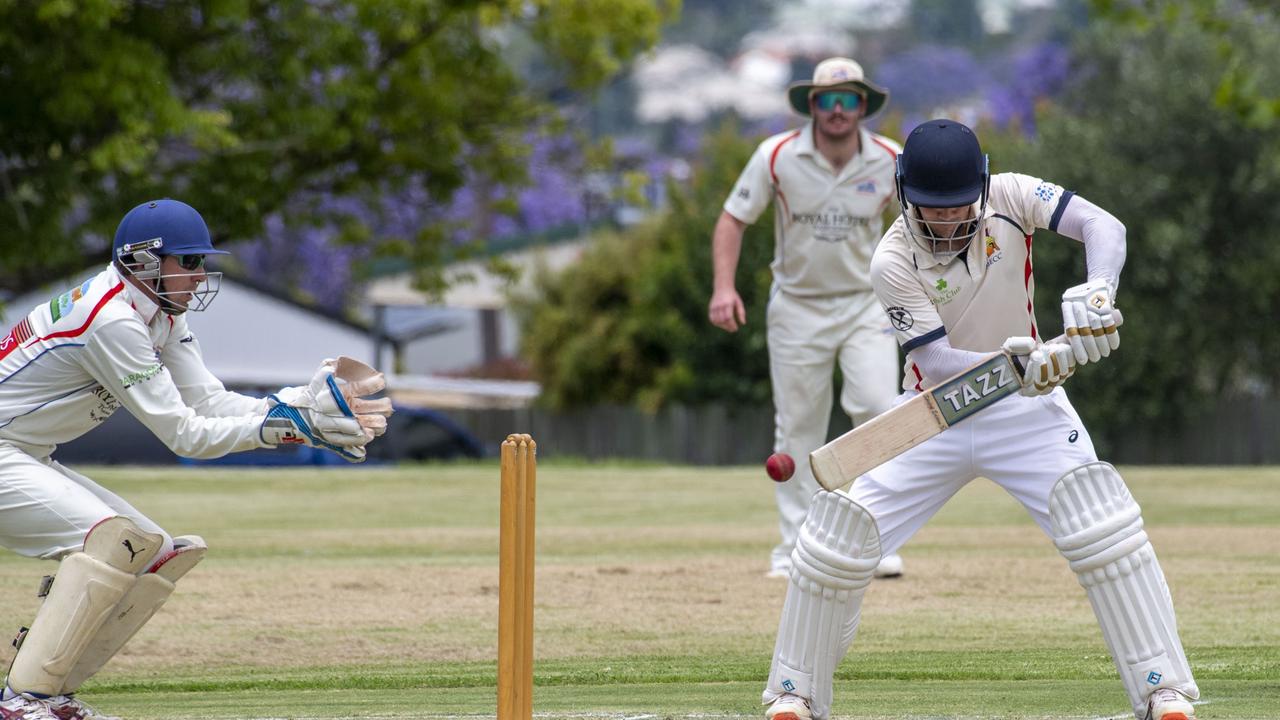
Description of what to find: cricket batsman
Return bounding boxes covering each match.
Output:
[762,121,1199,720]
[0,199,393,719]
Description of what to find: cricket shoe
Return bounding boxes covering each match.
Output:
[764,693,811,720]
[0,694,58,720]
[46,696,120,720]
[873,552,904,579]
[1147,688,1195,720]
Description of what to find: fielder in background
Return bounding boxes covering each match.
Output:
[762,120,1199,720]
[708,57,905,581]
[0,199,393,720]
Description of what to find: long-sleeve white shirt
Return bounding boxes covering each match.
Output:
[0,264,272,459]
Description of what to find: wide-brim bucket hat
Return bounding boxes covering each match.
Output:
[787,57,888,118]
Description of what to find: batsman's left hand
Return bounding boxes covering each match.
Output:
[1003,336,1076,397]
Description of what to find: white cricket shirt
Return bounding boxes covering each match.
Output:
[724,124,900,296]
[0,264,271,459]
[870,173,1076,390]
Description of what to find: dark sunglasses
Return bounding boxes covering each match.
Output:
[177,254,206,271]
[813,91,863,112]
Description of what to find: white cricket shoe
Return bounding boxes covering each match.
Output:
[873,552,904,579]
[0,693,59,720]
[1147,687,1195,720]
[764,693,811,720]
[46,695,120,720]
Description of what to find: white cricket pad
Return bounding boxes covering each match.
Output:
[7,517,162,698]
[1049,463,1198,718]
[60,535,208,694]
[765,491,882,720]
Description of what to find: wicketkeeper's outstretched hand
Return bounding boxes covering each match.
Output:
[264,357,394,461]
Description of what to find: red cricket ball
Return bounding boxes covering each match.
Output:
[765,452,796,483]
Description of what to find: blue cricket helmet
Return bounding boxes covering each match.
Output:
[897,120,988,208]
[112,199,230,258]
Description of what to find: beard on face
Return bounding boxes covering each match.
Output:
[815,113,857,142]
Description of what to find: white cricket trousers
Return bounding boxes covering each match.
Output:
[0,440,172,561]
[848,387,1098,551]
[766,288,898,571]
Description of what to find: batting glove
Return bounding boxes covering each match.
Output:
[1060,279,1120,365]
[1003,336,1076,397]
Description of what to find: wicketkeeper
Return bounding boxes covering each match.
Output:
[762,121,1199,720]
[0,199,393,720]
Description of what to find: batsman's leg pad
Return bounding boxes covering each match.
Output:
[7,517,162,697]
[1049,462,1199,718]
[765,491,881,720]
[60,535,207,694]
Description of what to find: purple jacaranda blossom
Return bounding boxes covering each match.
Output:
[985,42,1071,133]
[875,47,992,113]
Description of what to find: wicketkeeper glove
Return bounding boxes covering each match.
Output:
[1060,279,1120,365]
[1003,336,1076,397]
[263,356,394,462]
[261,396,368,461]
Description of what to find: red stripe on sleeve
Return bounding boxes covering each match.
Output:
[1023,234,1037,340]
[769,130,801,218]
[31,282,127,344]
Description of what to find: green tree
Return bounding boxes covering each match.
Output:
[989,2,1280,434]
[522,120,776,410]
[0,0,674,294]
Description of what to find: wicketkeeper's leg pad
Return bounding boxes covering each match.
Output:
[765,490,882,720]
[1049,462,1199,718]
[7,517,162,698]
[60,535,208,694]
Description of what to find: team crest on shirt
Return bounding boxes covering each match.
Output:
[984,235,1003,268]
[854,180,877,194]
[886,306,914,331]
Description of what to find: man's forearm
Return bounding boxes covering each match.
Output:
[712,212,747,291]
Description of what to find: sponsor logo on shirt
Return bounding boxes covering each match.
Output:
[854,180,877,194]
[1034,183,1057,203]
[48,278,93,324]
[789,211,873,242]
[120,363,164,389]
[89,385,120,423]
[931,277,961,306]
[737,186,749,199]
[984,236,1003,268]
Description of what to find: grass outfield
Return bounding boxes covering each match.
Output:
[0,462,1276,719]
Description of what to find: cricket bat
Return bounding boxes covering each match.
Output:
[810,314,1121,492]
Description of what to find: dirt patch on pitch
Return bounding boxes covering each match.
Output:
[1,522,1272,678]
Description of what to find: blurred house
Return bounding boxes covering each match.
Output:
[363,239,585,388]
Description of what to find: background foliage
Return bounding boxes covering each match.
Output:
[525,1,1280,446]
[521,122,774,411]
[0,0,672,296]
[990,1,1280,433]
